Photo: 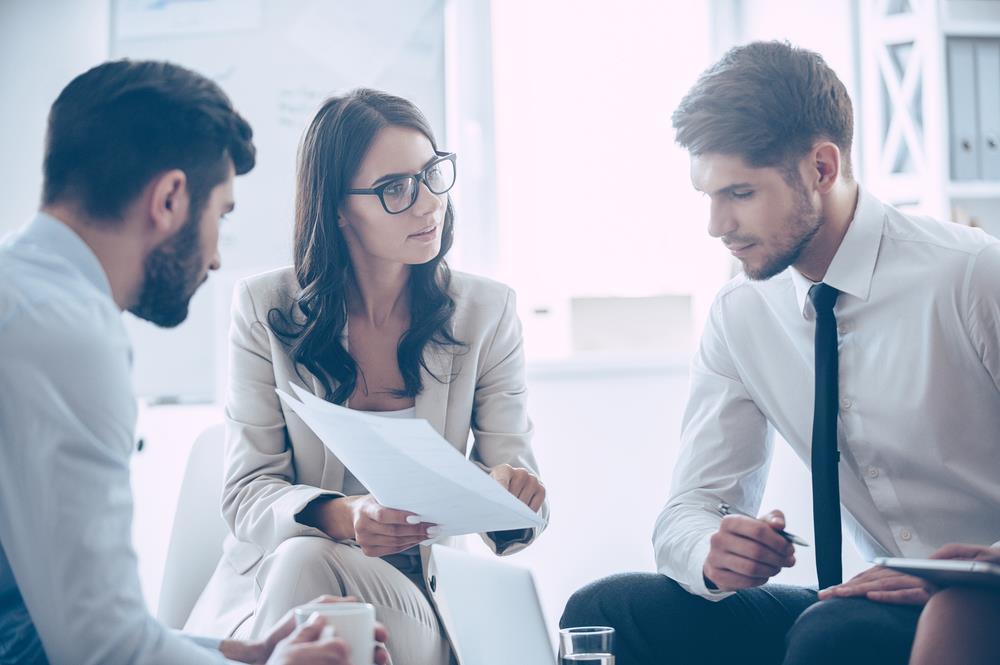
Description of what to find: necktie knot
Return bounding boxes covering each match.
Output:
[809,283,840,315]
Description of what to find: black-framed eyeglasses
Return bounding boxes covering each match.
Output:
[347,151,457,214]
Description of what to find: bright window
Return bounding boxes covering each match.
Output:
[489,0,726,361]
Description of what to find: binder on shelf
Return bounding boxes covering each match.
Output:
[948,38,981,181]
[976,39,1000,179]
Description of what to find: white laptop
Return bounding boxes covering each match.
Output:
[426,544,557,665]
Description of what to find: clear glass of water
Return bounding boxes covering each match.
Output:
[559,626,615,664]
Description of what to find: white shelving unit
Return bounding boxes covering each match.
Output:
[859,0,1000,237]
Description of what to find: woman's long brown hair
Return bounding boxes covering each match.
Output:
[268,88,463,404]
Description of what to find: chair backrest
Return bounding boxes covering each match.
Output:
[156,423,228,629]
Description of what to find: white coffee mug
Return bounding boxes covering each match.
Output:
[293,601,376,665]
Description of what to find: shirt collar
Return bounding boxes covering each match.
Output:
[789,186,885,318]
[11,212,115,302]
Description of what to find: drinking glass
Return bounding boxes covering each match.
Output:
[558,626,615,664]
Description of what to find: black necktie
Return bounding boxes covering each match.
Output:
[809,283,842,589]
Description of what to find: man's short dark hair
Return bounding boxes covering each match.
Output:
[43,59,256,223]
[672,41,854,179]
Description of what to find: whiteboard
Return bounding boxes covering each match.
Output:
[111,0,447,402]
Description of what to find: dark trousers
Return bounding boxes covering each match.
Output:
[0,592,47,665]
[560,573,921,665]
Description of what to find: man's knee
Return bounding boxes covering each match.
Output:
[561,573,692,629]
[785,598,867,657]
[785,598,919,665]
[560,574,621,629]
[563,574,743,665]
[560,573,716,638]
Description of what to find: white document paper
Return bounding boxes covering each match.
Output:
[277,384,545,537]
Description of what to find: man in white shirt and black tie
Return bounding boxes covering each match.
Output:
[561,41,1000,665]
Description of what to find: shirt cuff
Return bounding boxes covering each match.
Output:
[290,489,346,537]
[176,632,238,663]
[179,632,223,652]
[678,535,735,602]
[489,528,533,554]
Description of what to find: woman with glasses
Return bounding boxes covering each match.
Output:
[185,89,548,664]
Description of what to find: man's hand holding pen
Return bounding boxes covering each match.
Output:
[702,507,799,591]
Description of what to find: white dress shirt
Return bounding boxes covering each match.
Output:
[654,187,1000,600]
[0,214,230,663]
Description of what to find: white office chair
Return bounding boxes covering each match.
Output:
[156,423,229,629]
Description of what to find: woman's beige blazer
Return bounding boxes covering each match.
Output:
[186,266,549,636]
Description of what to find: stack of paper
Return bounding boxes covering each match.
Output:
[277,384,545,536]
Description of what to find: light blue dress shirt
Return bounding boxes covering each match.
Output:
[0,214,230,664]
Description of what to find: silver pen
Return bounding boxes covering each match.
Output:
[717,502,810,547]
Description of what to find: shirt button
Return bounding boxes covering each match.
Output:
[900,529,912,541]
[867,466,879,478]
[840,398,853,410]
[838,323,849,334]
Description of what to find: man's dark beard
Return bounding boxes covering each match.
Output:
[128,209,205,328]
[744,182,823,281]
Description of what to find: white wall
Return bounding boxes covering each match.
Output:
[503,364,690,633]
[490,0,730,360]
[0,0,109,237]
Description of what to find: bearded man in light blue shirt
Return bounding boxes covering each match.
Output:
[0,60,388,665]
